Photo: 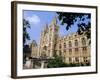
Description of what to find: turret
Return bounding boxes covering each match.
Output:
[51,16,57,25]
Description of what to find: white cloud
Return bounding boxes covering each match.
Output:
[26,15,40,24]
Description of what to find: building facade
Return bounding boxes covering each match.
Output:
[30,40,38,58]
[38,18,59,58]
[30,18,91,65]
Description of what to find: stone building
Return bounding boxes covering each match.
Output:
[30,40,38,58]
[38,18,59,58]
[30,17,91,65]
[55,33,91,64]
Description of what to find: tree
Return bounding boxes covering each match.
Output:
[23,19,31,46]
[23,44,31,64]
[57,12,91,39]
[23,19,31,63]
[47,53,67,68]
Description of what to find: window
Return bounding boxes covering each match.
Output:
[64,43,66,48]
[69,36,71,39]
[59,44,61,49]
[83,57,88,62]
[82,38,86,46]
[54,27,58,31]
[75,48,79,54]
[74,35,77,37]
[50,28,52,31]
[69,41,72,47]
[75,40,78,46]
[82,47,87,54]
[75,57,79,62]
[64,49,66,53]
[43,46,47,50]
[69,57,72,62]
[69,49,72,55]
[75,48,78,52]
[82,47,87,51]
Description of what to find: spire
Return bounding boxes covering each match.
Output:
[31,40,37,46]
[44,23,48,33]
[52,16,57,25]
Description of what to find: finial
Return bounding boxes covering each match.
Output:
[52,16,57,24]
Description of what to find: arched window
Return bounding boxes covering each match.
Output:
[81,38,86,45]
[64,43,66,48]
[69,49,72,55]
[75,48,79,54]
[82,47,87,54]
[75,40,78,46]
[43,46,47,50]
[69,41,72,47]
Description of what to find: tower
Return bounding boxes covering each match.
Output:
[30,40,38,58]
[48,17,59,57]
[38,17,59,58]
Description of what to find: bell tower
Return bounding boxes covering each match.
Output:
[38,17,59,58]
[48,17,59,57]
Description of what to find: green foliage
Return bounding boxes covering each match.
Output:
[23,19,31,46]
[47,53,90,68]
[57,12,91,39]
[23,19,31,63]
[47,54,68,68]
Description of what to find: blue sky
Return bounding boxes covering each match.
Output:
[23,10,90,45]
